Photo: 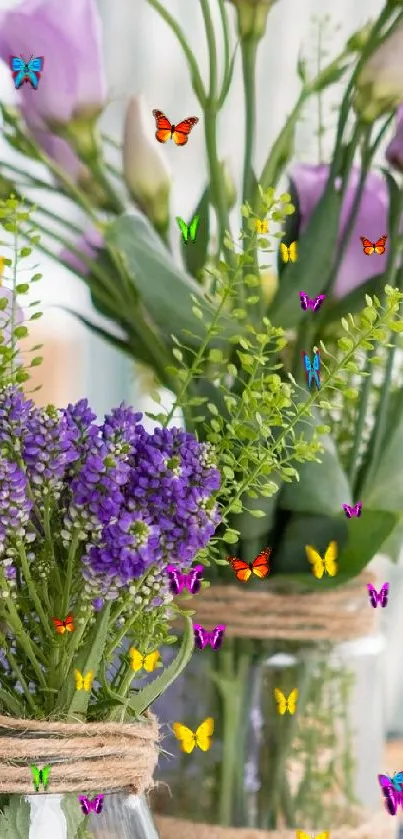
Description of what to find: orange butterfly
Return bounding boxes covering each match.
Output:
[152,109,199,146]
[227,548,271,583]
[360,235,387,255]
[52,615,74,634]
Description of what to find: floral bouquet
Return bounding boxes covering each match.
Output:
[1,0,403,833]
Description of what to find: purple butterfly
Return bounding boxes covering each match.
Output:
[342,502,362,518]
[78,795,104,815]
[378,773,403,815]
[166,564,204,596]
[367,582,389,609]
[299,292,326,312]
[193,624,226,650]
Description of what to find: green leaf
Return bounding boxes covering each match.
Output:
[279,432,351,515]
[61,795,87,837]
[106,211,237,347]
[0,688,26,716]
[361,401,403,510]
[179,186,210,279]
[59,604,112,717]
[0,795,30,839]
[319,273,386,326]
[270,177,343,329]
[128,615,194,716]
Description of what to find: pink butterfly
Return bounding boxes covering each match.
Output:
[342,502,362,518]
[166,564,204,596]
[367,582,389,609]
[193,624,226,650]
[378,773,403,815]
[78,795,104,814]
[299,292,326,312]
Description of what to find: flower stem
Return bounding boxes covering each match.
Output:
[61,534,79,616]
[4,599,47,685]
[347,347,375,489]
[146,0,207,105]
[240,37,257,206]
[4,646,39,713]
[17,542,53,642]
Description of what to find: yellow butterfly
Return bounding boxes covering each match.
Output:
[305,541,338,579]
[274,688,299,715]
[255,218,268,234]
[172,717,214,754]
[74,669,94,691]
[296,832,330,839]
[280,241,297,262]
[129,647,161,673]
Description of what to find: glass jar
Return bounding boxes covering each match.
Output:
[0,791,159,839]
[151,632,386,829]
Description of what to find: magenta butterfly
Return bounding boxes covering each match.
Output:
[299,292,326,312]
[78,795,104,815]
[342,502,362,518]
[166,564,204,596]
[367,582,389,609]
[378,773,403,815]
[193,624,226,650]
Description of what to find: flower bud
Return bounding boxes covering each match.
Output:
[355,22,403,122]
[226,0,278,41]
[123,95,171,231]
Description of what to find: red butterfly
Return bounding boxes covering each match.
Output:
[52,615,74,634]
[227,548,271,583]
[360,235,387,255]
[152,109,199,146]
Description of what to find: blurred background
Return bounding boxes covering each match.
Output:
[0,0,402,751]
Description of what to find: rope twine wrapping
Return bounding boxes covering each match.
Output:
[0,711,159,794]
[184,571,377,641]
[155,812,397,839]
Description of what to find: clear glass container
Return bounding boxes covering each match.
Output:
[151,633,386,829]
[0,791,160,839]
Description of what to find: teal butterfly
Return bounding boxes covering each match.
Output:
[176,214,200,244]
[31,763,51,792]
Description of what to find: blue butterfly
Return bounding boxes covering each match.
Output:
[9,56,44,90]
[302,349,321,390]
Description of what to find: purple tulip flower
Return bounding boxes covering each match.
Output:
[60,227,104,275]
[0,0,106,180]
[386,104,403,172]
[290,164,389,299]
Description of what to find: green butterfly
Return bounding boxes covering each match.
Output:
[176,214,200,244]
[30,763,51,792]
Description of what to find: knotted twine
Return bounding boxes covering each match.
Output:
[157,573,383,839]
[0,711,159,794]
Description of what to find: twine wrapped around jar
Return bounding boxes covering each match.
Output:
[0,711,159,794]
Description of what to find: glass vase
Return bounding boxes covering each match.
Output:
[151,632,386,829]
[0,791,160,839]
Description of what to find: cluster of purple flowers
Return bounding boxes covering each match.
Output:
[0,386,221,605]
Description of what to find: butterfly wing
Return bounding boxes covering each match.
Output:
[193,624,209,650]
[323,541,338,577]
[41,765,51,790]
[227,557,252,583]
[379,582,390,607]
[299,292,311,311]
[186,564,204,594]
[78,796,91,815]
[367,583,379,608]
[83,671,94,691]
[30,764,41,792]
[360,236,376,255]
[195,717,214,751]
[93,795,104,814]
[354,502,362,517]
[274,688,287,715]
[280,243,289,263]
[286,688,298,714]
[209,625,226,650]
[305,545,325,579]
[251,547,271,579]
[302,353,312,374]
[176,216,190,243]
[166,565,184,595]
[129,647,144,673]
[189,214,200,242]
[143,651,161,672]
[64,615,75,633]
[172,116,199,146]
[152,109,173,143]
[52,617,66,634]
[296,833,311,839]
[74,668,84,690]
[313,294,326,312]
[9,56,26,89]
[378,775,398,815]
[289,241,297,262]
[315,833,330,839]
[26,56,44,89]
[342,504,353,518]
[374,235,387,254]
[173,722,196,754]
